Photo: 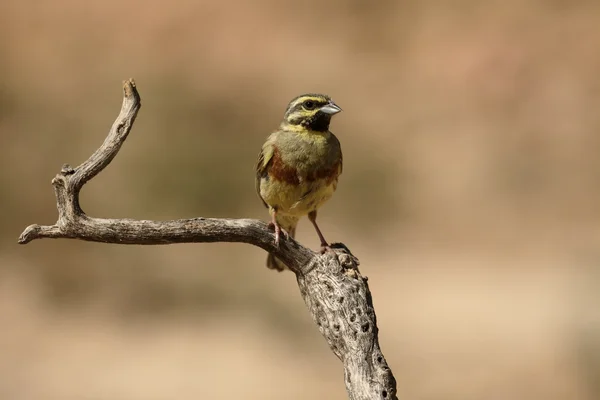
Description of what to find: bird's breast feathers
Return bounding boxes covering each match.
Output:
[258,130,342,215]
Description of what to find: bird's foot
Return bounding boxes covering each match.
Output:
[268,222,289,247]
[319,242,332,254]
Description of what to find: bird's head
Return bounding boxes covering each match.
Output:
[281,94,342,132]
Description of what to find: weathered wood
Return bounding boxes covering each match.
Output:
[18,79,398,400]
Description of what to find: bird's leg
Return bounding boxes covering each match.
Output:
[267,208,289,246]
[268,210,282,247]
[308,210,330,253]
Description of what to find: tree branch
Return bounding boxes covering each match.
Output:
[18,79,398,400]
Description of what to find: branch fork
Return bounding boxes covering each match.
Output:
[18,79,397,400]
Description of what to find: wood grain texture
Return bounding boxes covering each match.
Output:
[17,79,398,400]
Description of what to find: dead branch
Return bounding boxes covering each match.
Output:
[18,79,397,400]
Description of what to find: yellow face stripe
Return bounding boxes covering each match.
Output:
[281,93,334,132]
[287,94,331,112]
[288,95,327,110]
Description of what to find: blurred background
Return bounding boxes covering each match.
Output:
[1,0,599,399]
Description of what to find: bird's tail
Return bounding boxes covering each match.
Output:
[266,214,298,272]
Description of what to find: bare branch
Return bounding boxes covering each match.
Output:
[18,79,397,400]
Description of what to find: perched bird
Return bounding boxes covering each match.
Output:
[255,94,343,271]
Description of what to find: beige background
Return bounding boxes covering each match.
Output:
[1,1,599,399]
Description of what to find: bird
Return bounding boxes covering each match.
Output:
[255,94,343,271]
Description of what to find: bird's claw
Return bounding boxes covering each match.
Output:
[268,222,289,247]
[319,243,332,254]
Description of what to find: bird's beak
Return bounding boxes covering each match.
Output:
[320,101,342,115]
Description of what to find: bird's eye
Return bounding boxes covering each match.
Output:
[304,100,315,110]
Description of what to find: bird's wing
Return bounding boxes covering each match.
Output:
[255,137,275,208]
[330,132,343,192]
[331,131,343,176]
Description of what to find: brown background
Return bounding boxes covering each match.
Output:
[1,1,599,399]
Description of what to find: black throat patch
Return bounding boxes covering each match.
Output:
[302,111,331,132]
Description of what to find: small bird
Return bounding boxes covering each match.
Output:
[255,94,343,271]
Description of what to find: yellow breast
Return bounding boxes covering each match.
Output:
[259,176,338,217]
